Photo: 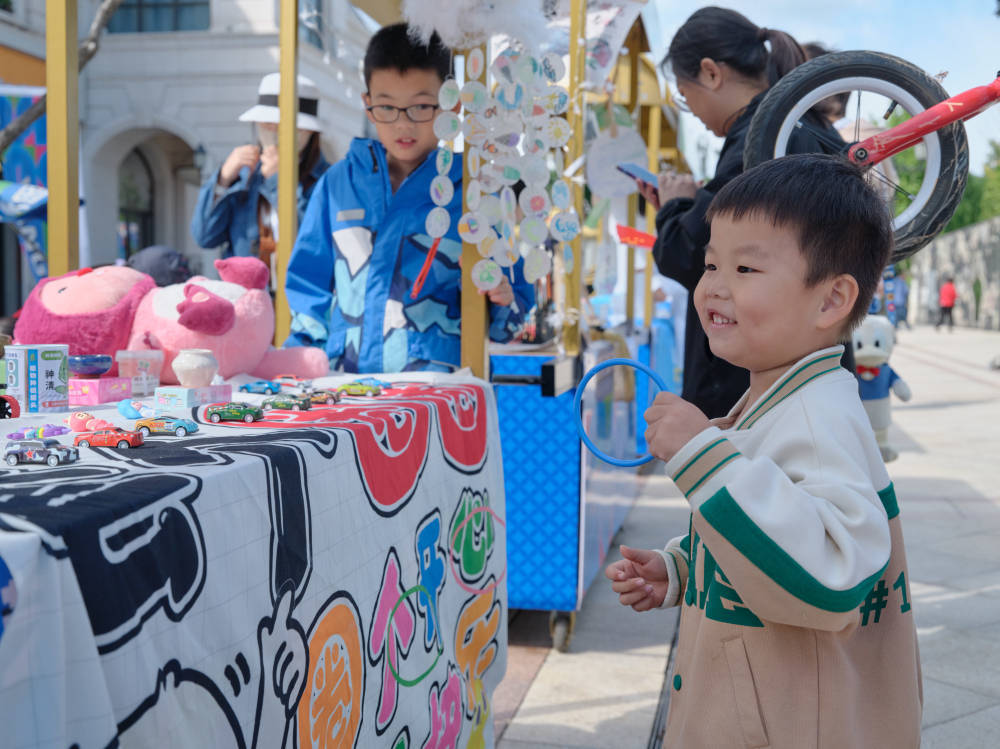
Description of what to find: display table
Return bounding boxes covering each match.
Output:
[0,373,507,749]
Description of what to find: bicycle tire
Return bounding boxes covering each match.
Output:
[745,50,969,261]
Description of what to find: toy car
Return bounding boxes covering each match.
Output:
[74,428,144,449]
[238,380,282,395]
[261,394,312,411]
[337,381,382,397]
[135,415,200,438]
[356,376,392,390]
[304,388,342,406]
[4,438,79,467]
[274,373,313,390]
[206,402,264,423]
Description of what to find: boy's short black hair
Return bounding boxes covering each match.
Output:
[363,23,452,89]
[706,154,893,332]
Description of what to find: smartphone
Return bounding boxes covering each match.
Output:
[616,162,659,188]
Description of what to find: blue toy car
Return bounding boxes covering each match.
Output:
[355,377,393,390]
[238,380,282,395]
[134,415,200,438]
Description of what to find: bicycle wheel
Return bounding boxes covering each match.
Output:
[745,51,969,261]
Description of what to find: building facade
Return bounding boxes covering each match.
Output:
[1,0,372,275]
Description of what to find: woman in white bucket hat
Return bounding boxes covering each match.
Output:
[190,73,331,267]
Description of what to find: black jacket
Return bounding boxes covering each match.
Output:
[652,93,851,418]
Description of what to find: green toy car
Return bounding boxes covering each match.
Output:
[337,381,382,397]
[261,394,312,411]
[205,401,264,423]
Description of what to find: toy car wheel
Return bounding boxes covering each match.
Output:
[243,413,254,423]
[5,454,18,466]
[174,426,187,437]
[239,385,248,392]
[325,396,336,405]
[46,454,60,467]
[268,387,277,394]
[210,413,221,423]
[117,440,130,449]
[78,439,91,447]
[138,426,150,438]
[292,405,300,411]
[366,391,376,397]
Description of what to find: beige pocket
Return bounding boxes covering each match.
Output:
[723,637,770,748]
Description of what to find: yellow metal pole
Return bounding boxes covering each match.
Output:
[274,0,299,347]
[644,105,662,328]
[45,0,79,276]
[564,0,586,357]
[460,44,489,378]
[624,37,640,331]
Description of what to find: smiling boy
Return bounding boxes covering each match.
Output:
[285,24,533,373]
[607,155,921,748]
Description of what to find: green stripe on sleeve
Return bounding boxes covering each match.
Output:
[673,439,741,496]
[878,484,899,519]
[699,487,888,612]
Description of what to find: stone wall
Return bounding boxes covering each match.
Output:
[909,216,1000,329]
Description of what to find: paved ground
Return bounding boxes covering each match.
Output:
[494,324,1000,748]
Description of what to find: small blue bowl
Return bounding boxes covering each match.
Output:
[68,354,113,377]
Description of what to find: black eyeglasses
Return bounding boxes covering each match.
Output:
[366,103,440,123]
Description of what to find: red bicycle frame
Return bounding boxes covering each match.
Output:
[848,73,1000,166]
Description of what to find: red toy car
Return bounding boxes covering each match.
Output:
[74,427,145,449]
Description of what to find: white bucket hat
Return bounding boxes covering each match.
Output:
[238,73,322,132]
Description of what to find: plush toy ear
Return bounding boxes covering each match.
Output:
[215,257,269,290]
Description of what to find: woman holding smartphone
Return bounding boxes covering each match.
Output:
[640,7,846,418]
[191,73,330,265]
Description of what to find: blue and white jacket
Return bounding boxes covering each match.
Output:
[284,138,533,373]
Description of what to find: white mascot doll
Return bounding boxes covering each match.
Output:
[852,314,912,462]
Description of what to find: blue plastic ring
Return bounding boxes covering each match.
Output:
[574,357,670,467]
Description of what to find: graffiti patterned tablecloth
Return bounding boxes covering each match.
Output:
[0,376,507,749]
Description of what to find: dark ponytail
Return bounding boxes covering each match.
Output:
[665,7,805,86]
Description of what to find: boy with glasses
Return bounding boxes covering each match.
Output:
[285,23,532,373]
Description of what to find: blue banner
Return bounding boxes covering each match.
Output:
[1,85,48,280]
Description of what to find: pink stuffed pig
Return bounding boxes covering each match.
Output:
[126,257,328,384]
[13,266,156,361]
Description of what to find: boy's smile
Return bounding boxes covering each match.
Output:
[364,68,444,188]
[695,214,850,401]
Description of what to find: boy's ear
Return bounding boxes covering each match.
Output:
[362,92,374,124]
[699,58,724,90]
[817,273,859,330]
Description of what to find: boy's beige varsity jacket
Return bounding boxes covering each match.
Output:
[657,347,922,748]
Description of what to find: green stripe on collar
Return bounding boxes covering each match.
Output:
[738,352,843,430]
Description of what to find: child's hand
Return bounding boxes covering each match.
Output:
[644,391,711,463]
[604,545,669,612]
[481,275,514,306]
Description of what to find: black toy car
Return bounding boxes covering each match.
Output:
[4,438,80,467]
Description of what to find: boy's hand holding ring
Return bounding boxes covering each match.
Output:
[643,391,711,463]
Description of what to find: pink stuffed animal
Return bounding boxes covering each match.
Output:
[127,257,328,384]
[13,258,328,385]
[13,266,156,365]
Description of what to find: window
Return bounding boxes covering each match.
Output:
[300,0,323,50]
[118,148,154,259]
[108,0,209,33]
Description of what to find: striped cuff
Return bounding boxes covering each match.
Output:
[654,549,682,608]
[666,427,742,500]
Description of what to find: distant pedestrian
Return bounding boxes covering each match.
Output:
[936,276,957,331]
[895,273,911,329]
